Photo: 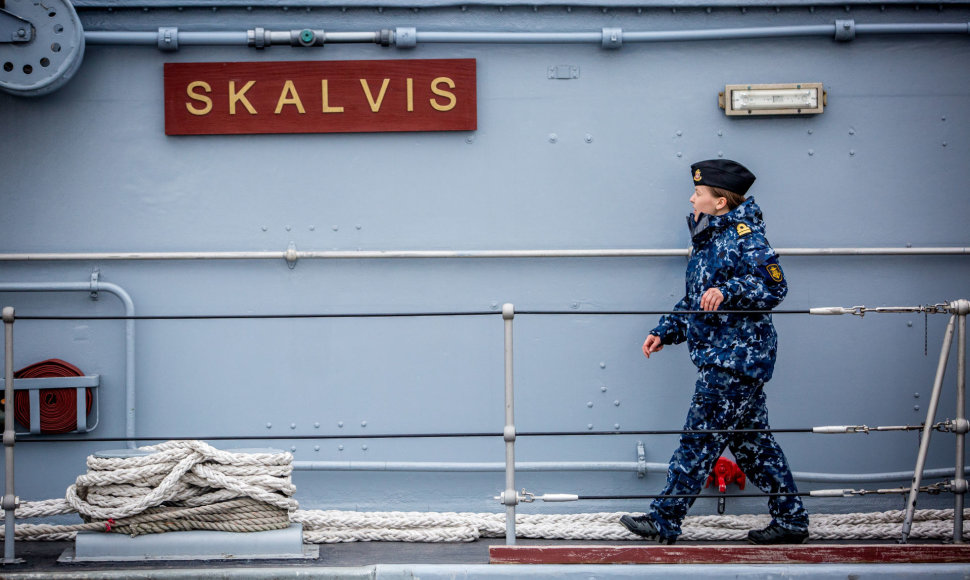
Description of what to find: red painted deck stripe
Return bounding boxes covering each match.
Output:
[489,544,970,565]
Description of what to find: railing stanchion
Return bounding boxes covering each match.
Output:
[901,313,956,543]
[954,301,968,542]
[2,306,21,564]
[502,303,517,545]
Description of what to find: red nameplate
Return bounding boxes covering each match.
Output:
[164,59,476,135]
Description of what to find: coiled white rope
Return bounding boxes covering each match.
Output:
[2,440,965,543]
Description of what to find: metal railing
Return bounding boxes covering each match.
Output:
[1,298,967,559]
[496,300,970,545]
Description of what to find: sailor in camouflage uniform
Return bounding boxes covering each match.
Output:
[620,159,810,545]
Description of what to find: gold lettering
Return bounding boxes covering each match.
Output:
[321,80,344,113]
[429,77,457,112]
[185,81,213,116]
[274,80,306,114]
[359,78,390,113]
[406,78,414,112]
[229,80,257,115]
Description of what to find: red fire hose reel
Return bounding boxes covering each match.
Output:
[10,359,93,434]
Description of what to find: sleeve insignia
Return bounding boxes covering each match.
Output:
[766,263,784,282]
[736,223,752,236]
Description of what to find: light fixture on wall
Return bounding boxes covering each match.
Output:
[719,83,825,116]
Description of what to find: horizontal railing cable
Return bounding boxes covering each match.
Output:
[577,489,926,501]
[508,481,956,504]
[12,304,954,320]
[6,309,863,320]
[15,311,499,321]
[15,423,934,443]
[2,247,966,262]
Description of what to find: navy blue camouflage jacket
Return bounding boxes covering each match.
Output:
[651,198,787,382]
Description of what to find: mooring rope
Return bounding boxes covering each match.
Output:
[1,440,965,543]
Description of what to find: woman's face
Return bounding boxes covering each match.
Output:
[690,185,723,220]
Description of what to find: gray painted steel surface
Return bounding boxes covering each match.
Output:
[0,1,968,535]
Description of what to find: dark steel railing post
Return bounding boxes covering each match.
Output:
[2,306,21,563]
[502,303,517,545]
[953,300,968,542]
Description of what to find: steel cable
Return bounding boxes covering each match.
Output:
[13,308,822,321]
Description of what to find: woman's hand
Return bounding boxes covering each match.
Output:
[642,334,664,358]
[700,287,724,311]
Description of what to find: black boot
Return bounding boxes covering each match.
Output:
[619,514,677,545]
[747,522,809,545]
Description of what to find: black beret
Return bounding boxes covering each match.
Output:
[690,159,756,195]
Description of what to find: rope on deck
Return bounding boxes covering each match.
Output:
[6,440,296,540]
[1,440,965,542]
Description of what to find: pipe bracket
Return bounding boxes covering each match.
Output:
[602,27,622,49]
[90,269,100,301]
[395,27,416,48]
[636,441,647,479]
[158,27,178,51]
[285,243,299,270]
[835,19,856,41]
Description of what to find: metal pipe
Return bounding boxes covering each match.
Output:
[0,246,965,262]
[84,31,157,45]
[176,31,250,45]
[2,307,16,563]
[81,22,970,48]
[502,303,516,545]
[954,300,969,542]
[855,23,970,35]
[416,31,601,43]
[901,314,956,543]
[293,460,657,472]
[0,281,137,449]
[324,32,381,43]
[290,460,968,483]
[622,25,834,42]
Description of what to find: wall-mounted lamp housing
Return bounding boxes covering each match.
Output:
[719,83,826,116]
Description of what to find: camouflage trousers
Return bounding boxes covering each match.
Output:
[648,366,809,537]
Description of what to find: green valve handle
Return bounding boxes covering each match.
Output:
[300,29,315,45]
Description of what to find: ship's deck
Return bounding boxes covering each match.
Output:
[2,538,969,579]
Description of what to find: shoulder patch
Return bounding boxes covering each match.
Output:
[736,223,752,237]
[760,256,785,284]
[766,263,784,283]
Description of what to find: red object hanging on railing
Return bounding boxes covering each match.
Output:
[706,456,747,493]
[13,358,92,434]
